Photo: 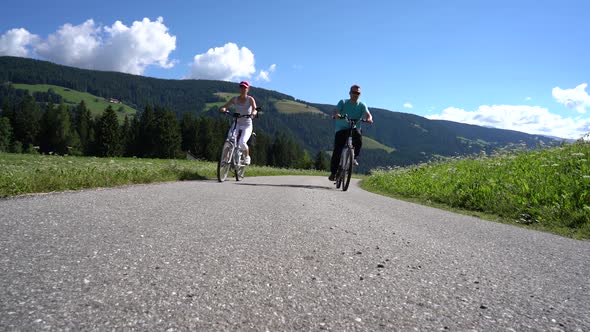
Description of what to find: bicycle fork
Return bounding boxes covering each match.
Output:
[341,135,355,167]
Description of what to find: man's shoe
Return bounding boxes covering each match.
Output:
[328,174,335,181]
[353,159,359,166]
[243,156,251,165]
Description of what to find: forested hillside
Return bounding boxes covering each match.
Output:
[0,56,564,173]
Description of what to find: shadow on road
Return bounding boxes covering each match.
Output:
[234,182,334,190]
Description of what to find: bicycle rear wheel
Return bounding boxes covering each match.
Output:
[217,142,232,182]
[342,148,353,191]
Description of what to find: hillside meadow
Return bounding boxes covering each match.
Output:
[12,83,138,120]
[1,142,589,239]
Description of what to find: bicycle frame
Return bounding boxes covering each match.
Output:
[217,110,260,182]
[335,115,364,191]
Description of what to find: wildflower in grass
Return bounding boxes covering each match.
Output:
[572,153,585,157]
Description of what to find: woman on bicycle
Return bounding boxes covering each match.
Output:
[329,84,373,181]
[219,80,258,165]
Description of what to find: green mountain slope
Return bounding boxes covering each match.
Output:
[0,56,564,172]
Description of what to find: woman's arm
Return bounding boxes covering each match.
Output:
[249,97,258,118]
[219,97,235,112]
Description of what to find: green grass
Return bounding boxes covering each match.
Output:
[204,92,235,111]
[363,137,395,153]
[12,83,139,120]
[361,142,590,240]
[206,95,326,117]
[0,153,327,198]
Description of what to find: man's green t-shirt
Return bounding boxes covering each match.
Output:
[335,99,369,132]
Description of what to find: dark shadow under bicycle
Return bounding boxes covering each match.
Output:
[234,182,334,191]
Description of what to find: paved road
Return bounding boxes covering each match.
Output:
[1,176,589,331]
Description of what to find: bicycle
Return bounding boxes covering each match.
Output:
[333,114,367,191]
[217,108,260,182]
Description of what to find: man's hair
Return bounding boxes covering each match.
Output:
[350,84,361,91]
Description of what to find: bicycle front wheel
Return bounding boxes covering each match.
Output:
[342,148,353,191]
[217,142,232,182]
[235,165,245,181]
[335,168,342,189]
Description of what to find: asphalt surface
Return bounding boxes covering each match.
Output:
[1,176,589,331]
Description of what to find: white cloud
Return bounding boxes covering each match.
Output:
[4,17,176,75]
[189,42,255,80]
[0,28,38,57]
[552,83,590,114]
[427,105,590,140]
[97,17,176,75]
[35,20,101,69]
[257,64,276,82]
[403,103,413,109]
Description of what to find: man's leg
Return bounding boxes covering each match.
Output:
[330,130,348,178]
[352,129,363,161]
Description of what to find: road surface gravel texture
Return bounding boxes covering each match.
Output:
[1,176,589,331]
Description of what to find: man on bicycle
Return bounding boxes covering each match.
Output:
[329,84,373,181]
[219,80,258,165]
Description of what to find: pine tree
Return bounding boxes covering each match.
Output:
[39,102,74,154]
[121,115,135,157]
[180,112,198,156]
[314,150,329,171]
[127,115,141,157]
[153,106,181,159]
[196,117,215,160]
[249,130,270,166]
[138,105,156,157]
[13,94,42,149]
[0,117,12,152]
[73,101,94,155]
[94,106,122,157]
[297,150,314,169]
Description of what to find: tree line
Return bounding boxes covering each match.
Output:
[0,89,330,171]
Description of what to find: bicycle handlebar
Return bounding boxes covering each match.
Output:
[221,107,262,119]
[333,114,368,123]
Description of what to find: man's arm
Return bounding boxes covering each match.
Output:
[364,106,373,124]
[332,100,344,118]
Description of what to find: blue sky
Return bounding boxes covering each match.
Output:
[1,0,589,139]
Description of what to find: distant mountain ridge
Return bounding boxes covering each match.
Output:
[0,56,564,172]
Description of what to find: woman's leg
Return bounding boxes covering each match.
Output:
[238,124,253,157]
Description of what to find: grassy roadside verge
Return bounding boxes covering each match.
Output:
[360,143,590,240]
[0,153,327,198]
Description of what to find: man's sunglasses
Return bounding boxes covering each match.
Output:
[350,91,360,95]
